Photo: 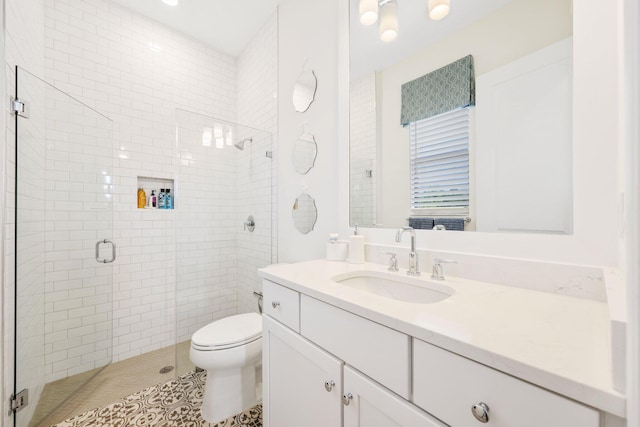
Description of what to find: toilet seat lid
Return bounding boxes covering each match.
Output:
[192,312,262,349]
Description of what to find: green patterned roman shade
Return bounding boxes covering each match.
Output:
[401,55,475,126]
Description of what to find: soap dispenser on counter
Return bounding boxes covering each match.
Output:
[349,225,365,264]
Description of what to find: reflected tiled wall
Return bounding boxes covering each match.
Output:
[349,73,377,227]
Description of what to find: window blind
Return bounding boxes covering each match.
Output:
[409,107,470,211]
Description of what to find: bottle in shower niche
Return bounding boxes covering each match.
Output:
[165,189,173,209]
[137,188,146,209]
[149,190,157,208]
[158,189,166,209]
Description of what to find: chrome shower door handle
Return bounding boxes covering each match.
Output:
[95,239,116,263]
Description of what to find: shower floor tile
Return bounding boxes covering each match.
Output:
[32,341,195,427]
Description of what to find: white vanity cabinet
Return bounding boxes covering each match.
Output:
[300,294,410,399]
[261,277,618,427]
[263,279,300,331]
[262,280,445,427]
[343,366,447,427]
[412,339,600,427]
[262,315,343,426]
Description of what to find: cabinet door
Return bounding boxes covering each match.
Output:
[413,339,600,427]
[263,315,343,427]
[343,366,447,427]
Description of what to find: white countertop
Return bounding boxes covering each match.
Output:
[258,259,625,417]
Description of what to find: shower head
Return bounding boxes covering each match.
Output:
[234,137,253,151]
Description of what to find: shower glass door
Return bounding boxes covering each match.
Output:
[12,67,114,427]
[174,109,274,377]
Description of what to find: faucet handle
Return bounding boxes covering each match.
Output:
[380,251,399,272]
[431,258,457,280]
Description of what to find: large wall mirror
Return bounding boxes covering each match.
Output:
[349,0,573,234]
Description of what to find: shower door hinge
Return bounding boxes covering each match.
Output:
[11,97,29,118]
[9,389,29,415]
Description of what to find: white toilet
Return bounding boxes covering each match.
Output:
[189,312,262,423]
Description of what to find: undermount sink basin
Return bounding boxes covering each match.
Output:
[332,271,454,304]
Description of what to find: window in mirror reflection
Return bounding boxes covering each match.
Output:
[409,107,470,216]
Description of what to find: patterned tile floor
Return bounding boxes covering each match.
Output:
[33,342,195,427]
[51,371,262,427]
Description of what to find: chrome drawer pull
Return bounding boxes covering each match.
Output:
[471,402,490,423]
[324,380,335,392]
[271,301,280,309]
[342,393,353,406]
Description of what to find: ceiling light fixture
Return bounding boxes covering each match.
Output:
[428,0,450,20]
[162,0,179,6]
[379,0,398,42]
[359,0,379,25]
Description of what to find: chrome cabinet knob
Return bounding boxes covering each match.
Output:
[471,402,490,423]
[324,380,335,392]
[271,301,280,309]
[342,393,353,406]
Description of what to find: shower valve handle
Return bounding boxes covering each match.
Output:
[244,215,255,232]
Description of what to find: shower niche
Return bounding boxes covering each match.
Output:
[137,176,175,209]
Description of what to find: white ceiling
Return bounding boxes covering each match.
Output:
[110,0,513,69]
[109,0,279,57]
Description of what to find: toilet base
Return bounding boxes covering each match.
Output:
[200,363,260,424]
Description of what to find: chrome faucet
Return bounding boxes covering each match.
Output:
[395,227,420,276]
[431,258,457,280]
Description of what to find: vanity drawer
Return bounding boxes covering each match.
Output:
[300,295,410,399]
[263,280,300,332]
[412,339,599,427]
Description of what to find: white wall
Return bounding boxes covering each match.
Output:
[475,39,573,234]
[277,0,341,262]
[622,0,640,423]
[342,0,622,269]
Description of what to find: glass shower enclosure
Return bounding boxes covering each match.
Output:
[174,109,274,377]
[9,75,274,426]
[10,66,114,427]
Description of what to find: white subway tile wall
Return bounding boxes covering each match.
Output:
[43,86,114,382]
[349,73,377,227]
[175,111,239,342]
[236,12,278,314]
[37,0,278,382]
[5,1,278,419]
[41,0,239,380]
